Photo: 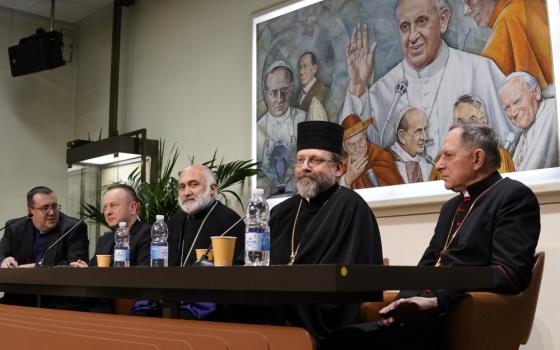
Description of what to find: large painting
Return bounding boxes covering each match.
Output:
[252,0,558,200]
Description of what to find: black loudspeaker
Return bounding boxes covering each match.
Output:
[8,28,66,77]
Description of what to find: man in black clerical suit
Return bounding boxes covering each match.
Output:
[328,123,541,349]
[168,164,245,267]
[132,164,245,319]
[268,121,383,347]
[0,186,88,305]
[72,183,151,268]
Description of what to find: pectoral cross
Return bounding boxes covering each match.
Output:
[288,254,296,266]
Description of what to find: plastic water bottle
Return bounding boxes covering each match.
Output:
[245,188,270,266]
[150,215,169,267]
[114,222,130,267]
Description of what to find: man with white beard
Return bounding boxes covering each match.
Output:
[165,164,245,319]
[168,164,244,267]
[268,121,383,347]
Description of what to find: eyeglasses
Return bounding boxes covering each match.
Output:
[30,204,62,214]
[296,156,337,167]
[265,86,291,99]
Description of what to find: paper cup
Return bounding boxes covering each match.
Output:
[96,254,111,267]
[210,236,236,266]
[195,248,214,261]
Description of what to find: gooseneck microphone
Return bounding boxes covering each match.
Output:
[0,213,33,233]
[365,169,379,187]
[380,77,408,147]
[423,154,436,166]
[193,186,286,266]
[37,215,89,267]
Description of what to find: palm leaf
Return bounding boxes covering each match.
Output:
[193,150,259,208]
[82,144,256,227]
[80,140,181,226]
[80,202,107,227]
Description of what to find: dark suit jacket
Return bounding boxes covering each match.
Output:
[89,219,151,267]
[0,212,89,266]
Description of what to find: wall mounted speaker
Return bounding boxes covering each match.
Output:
[8,28,66,77]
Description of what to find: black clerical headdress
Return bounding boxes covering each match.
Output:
[297,121,343,155]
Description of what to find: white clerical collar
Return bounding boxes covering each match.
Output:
[267,108,291,125]
[392,142,421,162]
[302,77,317,93]
[403,40,450,79]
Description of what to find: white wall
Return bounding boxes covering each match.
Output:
[0,7,77,223]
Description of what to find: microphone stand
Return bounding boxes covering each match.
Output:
[193,186,286,267]
[37,215,89,267]
[380,78,408,147]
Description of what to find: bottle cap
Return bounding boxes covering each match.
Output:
[118,222,126,227]
[156,214,165,221]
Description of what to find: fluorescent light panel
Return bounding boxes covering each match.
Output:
[78,152,141,165]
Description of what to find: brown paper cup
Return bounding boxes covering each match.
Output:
[96,255,111,267]
[210,236,236,266]
[195,248,214,261]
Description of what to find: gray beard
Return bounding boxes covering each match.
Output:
[296,171,336,199]
[297,177,319,198]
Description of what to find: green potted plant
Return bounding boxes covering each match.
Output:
[81,143,258,226]
[196,150,259,207]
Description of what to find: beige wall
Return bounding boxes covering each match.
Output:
[0,8,77,222]
[74,0,280,173]
[0,0,557,348]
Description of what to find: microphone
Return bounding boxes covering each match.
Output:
[193,186,286,266]
[37,215,89,267]
[365,169,379,187]
[423,154,436,166]
[380,77,408,147]
[0,213,33,233]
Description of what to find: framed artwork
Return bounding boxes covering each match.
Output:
[252,0,560,206]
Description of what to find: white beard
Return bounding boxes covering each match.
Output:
[178,187,214,215]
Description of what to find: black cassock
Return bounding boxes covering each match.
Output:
[269,184,383,344]
[167,200,245,266]
[398,172,541,309]
[325,172,541,350]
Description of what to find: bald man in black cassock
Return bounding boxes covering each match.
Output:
[268,121,383,347]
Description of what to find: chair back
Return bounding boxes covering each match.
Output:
[518,251,545,343]
[446,251,545,350]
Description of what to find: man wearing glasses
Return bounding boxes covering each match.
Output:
[268,121,383,347]
[257,60,307,196]
[0,186,88,270]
